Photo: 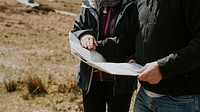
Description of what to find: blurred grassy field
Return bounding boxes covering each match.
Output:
[36,0,81,13]
[0,0,84,111]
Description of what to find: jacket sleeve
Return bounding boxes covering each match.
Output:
[96,32,137,59]
[158,0,200,79]
[71,7,96,39]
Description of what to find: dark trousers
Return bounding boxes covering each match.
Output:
[82,81,133,112]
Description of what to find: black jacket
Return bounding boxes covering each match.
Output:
[135,0,200,96]
[71,0,139,95]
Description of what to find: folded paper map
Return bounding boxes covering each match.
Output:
[69,32,142,76]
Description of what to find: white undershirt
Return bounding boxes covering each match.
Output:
[143,87,165,98]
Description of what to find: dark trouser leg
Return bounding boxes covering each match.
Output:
[82,81,107,112]
[83,81,133,112]
[107,85,133,112]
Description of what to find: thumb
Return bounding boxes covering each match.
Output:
[137,65,146,73]
[137,65,147,80]
[94,40,98,46]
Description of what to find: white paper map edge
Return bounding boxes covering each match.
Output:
[69,32,142,76]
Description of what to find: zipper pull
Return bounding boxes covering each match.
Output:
[103,6,107,14]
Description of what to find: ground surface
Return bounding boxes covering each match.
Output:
[0,0,136,111]
[0,0,83,111]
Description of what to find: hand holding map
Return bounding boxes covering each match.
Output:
[69,32,142,76]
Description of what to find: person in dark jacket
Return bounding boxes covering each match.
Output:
[133,0,200,112]
[71,0,138,111]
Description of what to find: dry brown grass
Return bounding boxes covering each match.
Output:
[26,75,47,96]
[3,79,17,92]
[36,0,82,13]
